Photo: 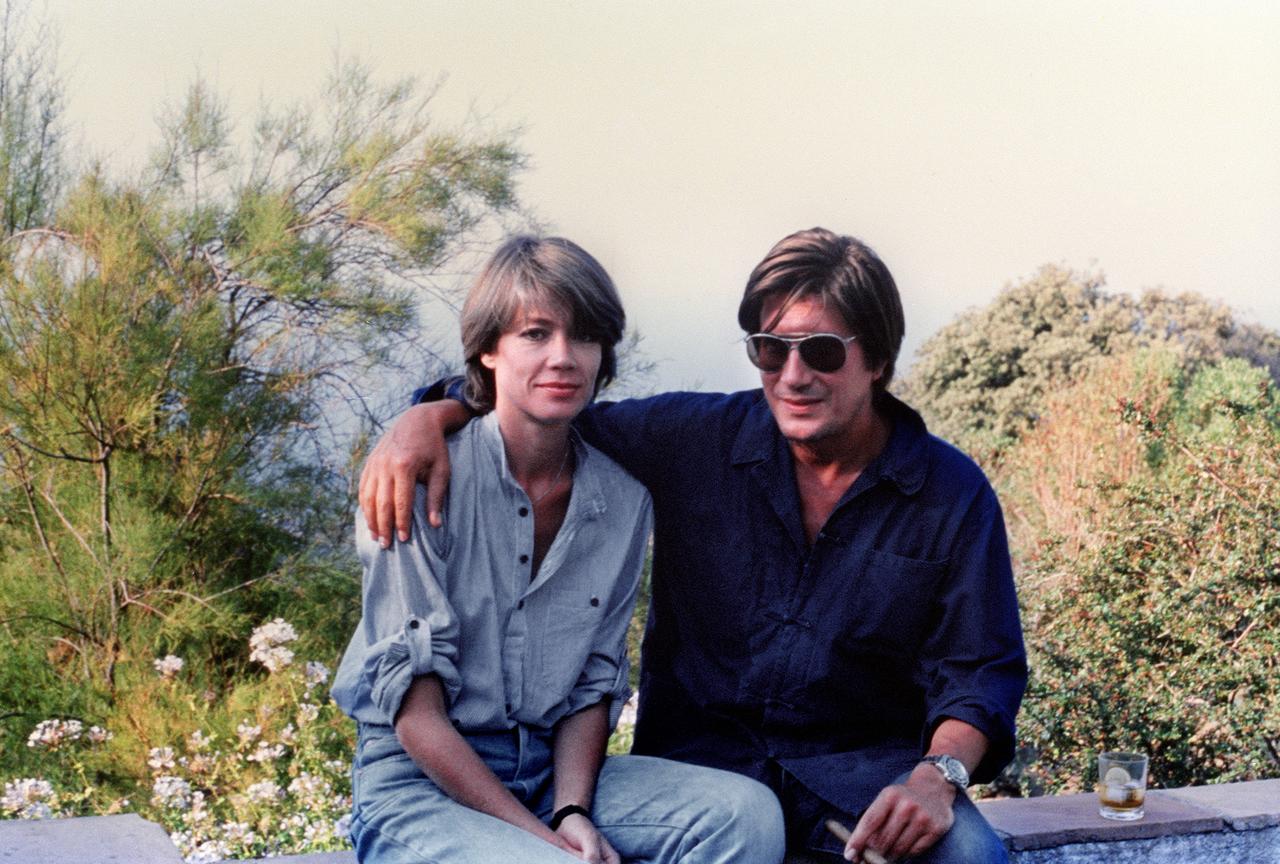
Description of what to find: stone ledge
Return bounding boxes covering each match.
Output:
[0,812,183,864]
[974,778,1280,852]
[4,779,1278,863]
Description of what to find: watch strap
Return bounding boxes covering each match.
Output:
[549,804,591,830]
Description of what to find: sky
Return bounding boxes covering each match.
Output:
[45,0,1280,395]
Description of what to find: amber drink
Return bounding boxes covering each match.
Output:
[1097,752,1148,821]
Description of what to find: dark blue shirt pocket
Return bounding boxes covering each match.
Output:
[843,547,948,653]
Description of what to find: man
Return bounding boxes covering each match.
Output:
[361,228,1027,863]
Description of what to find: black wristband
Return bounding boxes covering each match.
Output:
[549,804,591,830]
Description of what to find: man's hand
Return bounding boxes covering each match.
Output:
[556,813,620,864]
[844,764,956,862]
[358,401,467,546]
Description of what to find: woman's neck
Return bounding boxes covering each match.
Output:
[492,405,573,490]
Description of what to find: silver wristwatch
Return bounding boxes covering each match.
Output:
[920,754,970,790]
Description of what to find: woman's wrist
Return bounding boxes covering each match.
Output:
[549,803,592,830]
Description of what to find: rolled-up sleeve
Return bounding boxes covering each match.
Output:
[920,484,1027,783]
[564,495,653,730]
[342,495,463,725]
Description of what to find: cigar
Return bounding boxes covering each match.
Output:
[824,818,891,864]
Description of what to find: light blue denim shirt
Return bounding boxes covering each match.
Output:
[332,411,652,733]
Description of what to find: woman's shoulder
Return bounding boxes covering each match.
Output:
[578,439,650,508]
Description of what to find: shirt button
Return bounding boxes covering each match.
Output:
[518,506,529,517]
[519,554,529,564]
[408,619,420,629]
[590,597,600,607]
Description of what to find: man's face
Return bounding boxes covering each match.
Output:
[756,293,884,449]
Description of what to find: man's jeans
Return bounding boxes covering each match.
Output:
[781,768,1009,864]
[350,724,786,864]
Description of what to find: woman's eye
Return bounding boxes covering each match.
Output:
[521,328,548,341]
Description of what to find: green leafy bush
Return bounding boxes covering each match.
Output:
[1003,351,1280,794]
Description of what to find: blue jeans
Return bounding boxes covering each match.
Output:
[781,768,1008,864]
[350,724,786,864]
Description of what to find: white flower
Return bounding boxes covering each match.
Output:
[220,820,255,845]
[153,654,185,680]
[246,741,285,763]
[187,729,212,751]
[288,772,331,807]
[2,777,57,818]
[278,723,297,745]
[333,812,354,840]
[245,779,283,804]
[236,721,261,746]
[152,775,193,810]
[148,746,177,771]
[251,645,294,673]
[183,837,231,864]
[87,725,113,744]
[304,660,330,688]
[296,702,319,725]
[26,718,83,749]
[248,618,297,673]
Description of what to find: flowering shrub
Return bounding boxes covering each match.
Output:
[2,778,62,820]
[1001,353,1280,794]
[1,618,355,863]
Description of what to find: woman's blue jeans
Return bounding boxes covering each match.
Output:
[350,724,786,864]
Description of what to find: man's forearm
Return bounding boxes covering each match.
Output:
[925,717,989,775]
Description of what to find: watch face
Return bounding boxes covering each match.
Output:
[926,755,969,788]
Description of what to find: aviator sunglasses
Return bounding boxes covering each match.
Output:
[744,332,859,374]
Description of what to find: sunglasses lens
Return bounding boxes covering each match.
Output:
[798,335,847,373]
[747,335,788,372]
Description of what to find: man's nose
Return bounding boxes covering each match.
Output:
[778,344,811,385]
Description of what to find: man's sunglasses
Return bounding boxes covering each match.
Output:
[744,332,859,374]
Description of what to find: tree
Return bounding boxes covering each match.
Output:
[0,62,525,762]
[0,0,64,234]
[896,265,1280,462]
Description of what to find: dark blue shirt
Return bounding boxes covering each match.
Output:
[420,384,1027,819]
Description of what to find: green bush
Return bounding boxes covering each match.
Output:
[1004,352,1280,794]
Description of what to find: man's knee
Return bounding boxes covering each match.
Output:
[916,798,1008,864]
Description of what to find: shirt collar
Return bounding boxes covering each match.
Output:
[729,389,930,496]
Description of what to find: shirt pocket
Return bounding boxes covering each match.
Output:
[842,547,949,655]
[536,596,608,693]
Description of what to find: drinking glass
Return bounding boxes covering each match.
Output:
[1097,751,1148,821]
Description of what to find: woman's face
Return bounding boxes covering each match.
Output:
[480,304,602,427]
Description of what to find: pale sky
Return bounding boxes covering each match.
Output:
[47,0,1280,395]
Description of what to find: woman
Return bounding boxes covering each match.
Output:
[331,236,783,864]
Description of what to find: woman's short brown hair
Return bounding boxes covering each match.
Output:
[460,235,625,412]
[737,227,905,393]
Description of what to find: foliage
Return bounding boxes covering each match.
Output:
[0,53,525,852]
[0,0,64,234]
[898,264,1280,462]
[4,619,356,862]
[1002,350,1280,794]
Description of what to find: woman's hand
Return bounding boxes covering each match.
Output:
[556,812,620,864]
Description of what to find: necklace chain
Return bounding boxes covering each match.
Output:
[530,445,570,506]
